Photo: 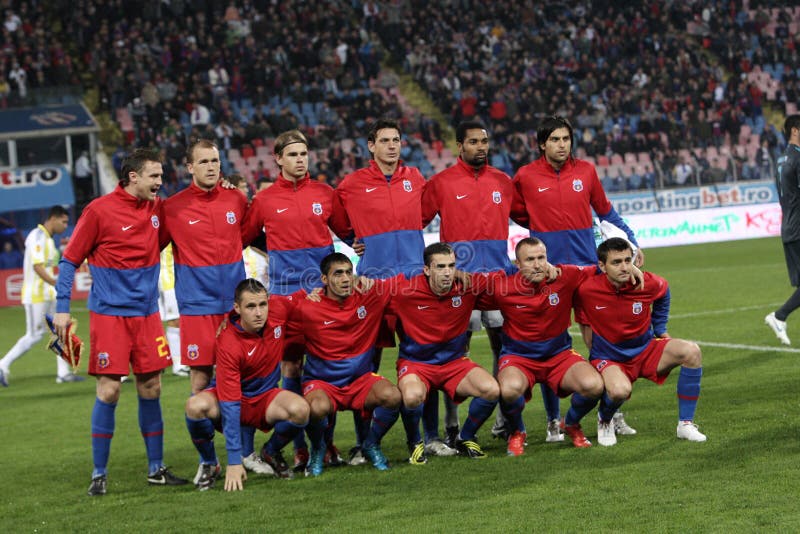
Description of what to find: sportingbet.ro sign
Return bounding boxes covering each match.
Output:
[611,182,777,215]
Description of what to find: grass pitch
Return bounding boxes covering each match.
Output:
[0,237,798,533]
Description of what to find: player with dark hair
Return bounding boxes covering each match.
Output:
[513,115,642,439]
[330,117,427,463]
[161,140,272,477]
[576,237,706,446]
[420,119,528,453]
[392,242,501,463]
[241,129,352,470]
[1,206,80,385]
[184,278,310,491]
[766,114,800,345]
[53,148,188,496]
[289,253,401,477]
[483,238,606,454]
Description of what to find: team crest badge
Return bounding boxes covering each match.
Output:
[398,365,408,378]
[632,302,643,315]
[226,211,236,224]
[596,360,608,371]
[186,344,199,360]
[151,215,160,228]
[572,179,584,192]
[274,326,282,338]
[303,383,316,395]
[549,293,560,306]
[403,180,412,192]
[97,352,110,369]
[452,296,462,308]
[312,202,323,215]
[357,305,367,319]
[492,191,502,204]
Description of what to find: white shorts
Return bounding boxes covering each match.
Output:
[158,288,179,322]
[469,309,503,331]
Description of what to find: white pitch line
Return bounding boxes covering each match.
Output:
[669,302,784,320]
[690,340,800,353]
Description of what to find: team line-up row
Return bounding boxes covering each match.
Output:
[42,117,704,495]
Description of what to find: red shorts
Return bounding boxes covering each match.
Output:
[88,312,171,376]
[376,314,397,349]
[591,338,670,385]
[396,356,479,403]
[205,387,283,432]
[498,349,586,399]
[180,313,225,367]
[302,372,387,418]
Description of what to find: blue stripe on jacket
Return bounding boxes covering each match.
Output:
[303,348,375,387]
[398,331,470,365]
[175,261,245,315]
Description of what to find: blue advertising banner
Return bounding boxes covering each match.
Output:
[0,166,75,212]
[610,181,778,215]
[0,104,98,136]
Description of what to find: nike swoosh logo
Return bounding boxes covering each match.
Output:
[277,208,288,213]
[417,305,430,310]
[188,220,200,225]
[121,225,133,231]
[595,306,607,310]
[324,320,335,325]
[365,187,378,193]
[247,346,257,356]
[515,305,527,308]
[538,187,549,192]
[456,194,467,200]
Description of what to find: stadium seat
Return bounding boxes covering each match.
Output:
[256,145,271,159]
[241,145,255,159]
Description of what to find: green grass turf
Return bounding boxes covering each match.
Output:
[0,237,798,532]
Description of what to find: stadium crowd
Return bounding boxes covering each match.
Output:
[1,1,797,191]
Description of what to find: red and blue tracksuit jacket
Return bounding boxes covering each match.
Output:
[576,271,670,362]
[513,157,638,265]
[286,283,391,387]
[161,182,248,315]
[56,185,162,316]
[480,266,591,360]
[241,174,351,295]
[422,158,527,274]
[332,160,426,279]
[389,274,490,365]
[214,305,285,465]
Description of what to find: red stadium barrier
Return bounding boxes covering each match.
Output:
[0,266,91,307]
